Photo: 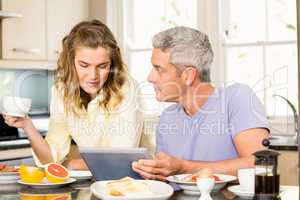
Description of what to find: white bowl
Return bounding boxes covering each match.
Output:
[2,96,31,117]
[167,174,237,195]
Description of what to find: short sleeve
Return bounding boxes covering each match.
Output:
[228,84,269,137]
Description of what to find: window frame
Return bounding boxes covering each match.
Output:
[219,0,297,122]
[109,0,297,122]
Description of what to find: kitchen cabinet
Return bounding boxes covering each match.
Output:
[2,0,46,60]
[1,0,89,63]
[278,150,298,186]
[47,0,88,60]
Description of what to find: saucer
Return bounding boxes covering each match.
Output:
[2,111,26,117]
[227,185,254,199]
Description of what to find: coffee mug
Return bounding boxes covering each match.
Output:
[2,96,31,117]
[238,168,255,192]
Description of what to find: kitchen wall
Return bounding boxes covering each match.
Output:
[0,69,53,114]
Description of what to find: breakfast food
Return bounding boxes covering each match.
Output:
[192,174,221,182]
[198,168,213,178]
[45,163,70,183]
[0,164,18,173]
[183,168,222,182]
[19,163,70,184]
[19,165,45,183]
[106,177,154,197]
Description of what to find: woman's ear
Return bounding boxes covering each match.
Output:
[182,67,197,86]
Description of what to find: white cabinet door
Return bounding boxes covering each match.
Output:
[2,0,46,60]
[47,0,89,61]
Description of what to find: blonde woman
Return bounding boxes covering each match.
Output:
[3,20,143,169]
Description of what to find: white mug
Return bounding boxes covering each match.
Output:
[2,96,31,117]
[238,168,255,192]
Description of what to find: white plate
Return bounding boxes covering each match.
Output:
[166,174,237,195]
[69,170,92,180]
[17,177,76,188]
[0,171,19,176]
[0,172,19,184]
[227,185,254,199]
[90,180,174,200]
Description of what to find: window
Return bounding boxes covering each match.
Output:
[118,0,298,120]
[220,0,298,120]
[123,0,198,115]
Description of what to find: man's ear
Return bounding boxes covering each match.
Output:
[182,67,197,86]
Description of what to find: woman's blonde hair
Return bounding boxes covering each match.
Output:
[55,20,127,116]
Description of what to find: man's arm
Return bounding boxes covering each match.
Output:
[132,128,268,180]
[180,128,268,175]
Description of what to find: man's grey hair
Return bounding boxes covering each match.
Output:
[152,26,213,82]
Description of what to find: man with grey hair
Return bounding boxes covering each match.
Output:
[132,26,268,179]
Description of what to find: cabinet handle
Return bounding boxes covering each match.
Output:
[12,48,40,54]
[54,50,60,54]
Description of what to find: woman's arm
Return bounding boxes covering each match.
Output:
[4,86,72,166]
[3,115,53,164]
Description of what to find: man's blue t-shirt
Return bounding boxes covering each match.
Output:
[156,83,269,161]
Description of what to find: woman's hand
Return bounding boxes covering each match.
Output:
[2,114,32,129]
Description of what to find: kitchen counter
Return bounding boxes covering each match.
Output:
[269,135,298,151]
[0,147,32,161]
[0,116,48,152]
[270,143,298,151]
[0,139,30,150]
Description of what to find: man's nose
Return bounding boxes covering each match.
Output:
[147,68,156,83]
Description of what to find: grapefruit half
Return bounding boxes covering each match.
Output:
[45,163,69,183]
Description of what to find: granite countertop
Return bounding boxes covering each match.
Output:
[270,143,298,151]
[0,139,30,150]
[0,116,48,151]
[269,135,298,151]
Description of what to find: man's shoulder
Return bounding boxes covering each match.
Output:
[220,83,254,102]
[224,83,253,94]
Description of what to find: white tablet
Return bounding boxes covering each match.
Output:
[79,147,151,180]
